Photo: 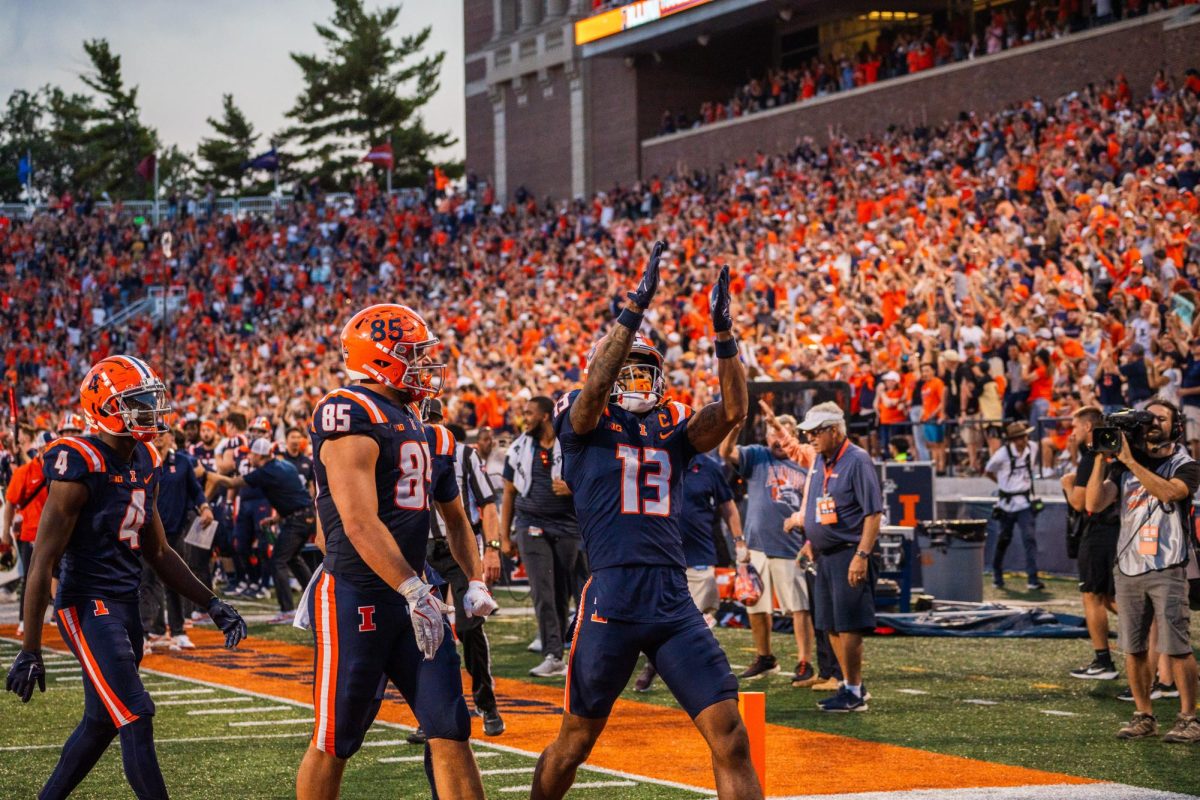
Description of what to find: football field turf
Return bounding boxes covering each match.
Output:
[1,577,1198,799]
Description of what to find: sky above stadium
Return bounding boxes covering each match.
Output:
[0,1,465,162]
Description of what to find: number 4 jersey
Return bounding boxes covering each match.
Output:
[310,385,459,592]
[554,390,698,622]
[44,435,162,604]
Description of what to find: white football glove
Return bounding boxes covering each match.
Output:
[463,580,498,619]
[398,577,453,660]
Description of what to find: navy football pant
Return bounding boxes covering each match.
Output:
[47,599,165,799]
[308,571,471,759]
[566,579,739,719]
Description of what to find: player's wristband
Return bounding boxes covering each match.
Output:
[616,307,644,331]
[714,337,739,359]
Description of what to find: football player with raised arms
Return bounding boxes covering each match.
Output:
[5,355,247,800]
[533,242,762,800]
[297,304,496,800]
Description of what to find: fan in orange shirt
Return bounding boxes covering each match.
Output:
[918,363,948,473]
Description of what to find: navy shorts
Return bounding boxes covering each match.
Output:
[55,598,153,729]
[566,579,738,720]
[813,546,877,633]
[308,570,470,758]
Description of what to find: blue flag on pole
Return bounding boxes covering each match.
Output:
[243,148,279,172]
[17,156,30,186]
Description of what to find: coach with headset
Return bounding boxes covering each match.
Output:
[1086,398,1200,743]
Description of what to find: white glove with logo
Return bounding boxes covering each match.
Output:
[463,580,498,618]
[398,576,453,660]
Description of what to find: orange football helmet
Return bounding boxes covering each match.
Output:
[248,415,272,434]
[79,355,170,442]
[341,304,445,399]
[58,413,86,435]
[586,332,665,413]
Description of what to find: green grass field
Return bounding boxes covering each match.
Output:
[2,576,1198,799]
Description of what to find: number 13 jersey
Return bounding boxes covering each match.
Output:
[44,435,162,604]
[310,385,458,591]
[554,390,697,621]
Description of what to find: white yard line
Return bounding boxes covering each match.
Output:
[188,705,292,715]
[150,688,214,697]
[480,767,534,776]
[155,697,254,707]
[499,781,637,793]
[0,732,309,752]
[228,718,314,727]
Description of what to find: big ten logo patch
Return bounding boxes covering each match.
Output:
[358,605,376,632]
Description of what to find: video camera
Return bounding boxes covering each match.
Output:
[1092,409,1157,454]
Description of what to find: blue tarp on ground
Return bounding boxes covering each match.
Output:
[716,601,1091,638]
[874,606,1091,638]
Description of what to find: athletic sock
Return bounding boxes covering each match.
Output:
[39,716,118,800]
[118,716,168,800]
[1095,648,1113,665]
[845,683,863,698]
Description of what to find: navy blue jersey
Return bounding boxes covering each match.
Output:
[157,449,205,535]
[189,442,218,473]
[554,391,697,621]
[244,458,311,516]
[679,455,733,567]
[310,386,459,591]
[282,451,315,489]
[44,436,162,603]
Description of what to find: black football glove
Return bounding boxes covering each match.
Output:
[628,240,666,309]
[6,650,45,703]
[710,264,732,333]
[0,544,14,571]
[207,597,247,649]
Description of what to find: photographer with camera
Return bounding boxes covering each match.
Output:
[1085,399,1200,743]
[1061,407,1119,682]
[985,422,1044,591]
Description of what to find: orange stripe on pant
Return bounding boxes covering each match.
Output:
[58,607,138,727]
[562,577,592,717]
[312,572,339,753]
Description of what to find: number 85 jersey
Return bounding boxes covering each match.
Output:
[44,435,162,604]
[554,390,697,574]
[310,385,459,591]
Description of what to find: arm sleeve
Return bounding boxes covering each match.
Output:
[552,390,587,453]
[311,397,380,439]
[242,468,266,490]
[1171,461,1200,495]
[713,466,734,504]
[43,443,96,484]
[185,457,206,509]
[736,445,768,478]
[851,455,885,516]
[432,455,460,504]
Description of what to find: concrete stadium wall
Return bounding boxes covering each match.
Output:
[640,8,1200,179]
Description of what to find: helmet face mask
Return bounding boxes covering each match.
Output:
[342,305,446,400]
[614,355,664,414]
[100,384,170,442]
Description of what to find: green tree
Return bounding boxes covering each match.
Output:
[74,38,158,198]
[0,86,98,201]
[197,94,258,192]
[283,0,456,188]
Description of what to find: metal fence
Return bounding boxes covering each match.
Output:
[0,188,426,222]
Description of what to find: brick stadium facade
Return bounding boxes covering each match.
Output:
[463,2,1200,201]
